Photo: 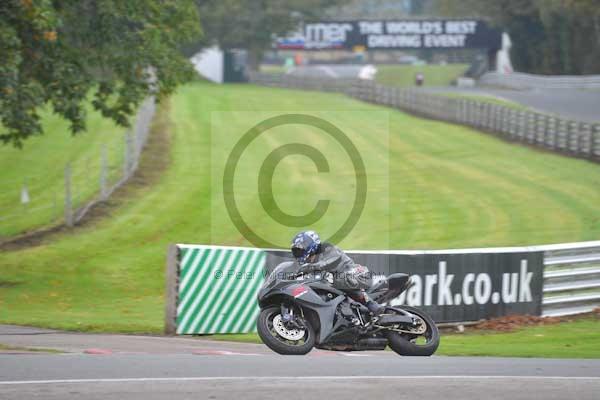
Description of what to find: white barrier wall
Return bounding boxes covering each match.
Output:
[190,46,224,83]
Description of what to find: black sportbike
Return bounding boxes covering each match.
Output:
[256,261,440,356]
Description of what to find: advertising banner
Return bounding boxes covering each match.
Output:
[277,20,502,51]
[172,244,544,334]
[267,249,544,323]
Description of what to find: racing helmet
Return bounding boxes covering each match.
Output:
[290,231,321,264]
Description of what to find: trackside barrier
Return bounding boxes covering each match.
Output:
[164,241,600,335]
[540,241,600,317]
[248,72,600,164]
[480,72,600,90]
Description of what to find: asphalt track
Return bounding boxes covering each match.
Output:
[289,65,600,122]
[1,325,599,399]
[424,86,600,123]
[287,64,365,79]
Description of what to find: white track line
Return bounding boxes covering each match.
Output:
[339,353,371,357]
[1,376,599,385]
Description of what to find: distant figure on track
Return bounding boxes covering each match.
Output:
[415,72,424,87]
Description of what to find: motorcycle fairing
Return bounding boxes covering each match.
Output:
[259,280,345,344]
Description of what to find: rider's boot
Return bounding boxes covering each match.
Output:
[365,300,385,316]
[359,290,385,316]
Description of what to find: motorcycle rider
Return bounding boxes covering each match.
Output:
[291,230,385,315]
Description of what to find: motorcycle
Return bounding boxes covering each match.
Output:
[256,261,440,356]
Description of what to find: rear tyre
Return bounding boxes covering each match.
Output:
[256,306,315,355]
[386,306,439,356]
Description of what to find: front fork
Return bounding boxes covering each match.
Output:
[281,304,305,329]
[281,304,292,322]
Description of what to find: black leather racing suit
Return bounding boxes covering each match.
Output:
[297,242,373,292]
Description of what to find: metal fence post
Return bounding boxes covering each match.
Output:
[516,110,526,141]
[124,131,132,179]
[490,105,498,132]
[498,106,505,133]
[593,124,600,160]
[535,114,546,145]
[525,112,535,143]
[546,117,556,150]
[579,123,592,158]
[557,118,568,151]
[464,99,470,125]
[467,101,474,126]
[485,103,493,130]
[568,121,579,154]
[164,244,179,335]
[64,163,73,227]
[507,108,518,140]
[100,144,108,200]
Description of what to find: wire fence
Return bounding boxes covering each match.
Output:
[0,97,156,238]
[248,72,600,163]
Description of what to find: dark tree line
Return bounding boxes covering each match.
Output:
[436,0,600,75]
[194,0,343,70]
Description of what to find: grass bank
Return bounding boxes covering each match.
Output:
[0,82,599,332]
[0,105,126,238]
[375,64,468,87]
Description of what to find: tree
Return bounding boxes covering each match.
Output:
[0,0,201,147]
[313,0,439,20]
[196,0,343,70]
[434,0,600,75]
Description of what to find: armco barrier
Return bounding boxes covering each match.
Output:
[165,241,600,335]
[480,72,600,90]
[540,241,600,317]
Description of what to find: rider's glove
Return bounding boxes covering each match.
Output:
[297,264,311,274]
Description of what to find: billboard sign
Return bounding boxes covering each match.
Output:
[169,244,544,334]
[276,20,502,51]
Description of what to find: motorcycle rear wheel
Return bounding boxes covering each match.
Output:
[386,306,440,356]
[256,306,315,355]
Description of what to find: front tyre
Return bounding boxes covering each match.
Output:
[387,306,439,356]
[256,306,315,355]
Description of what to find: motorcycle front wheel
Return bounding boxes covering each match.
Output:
[386,306,440,356]
[256,306,315,355]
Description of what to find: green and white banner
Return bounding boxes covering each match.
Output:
[167,242,553,335]
[175,244,266,334]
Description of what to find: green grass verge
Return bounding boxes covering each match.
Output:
[375,64,468,87]
[435,92,529,111]
[0,105,126,238]
[0,82,599,333]
[440,317,600,358]
[0,343,64,353]
[207,317,600,358]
